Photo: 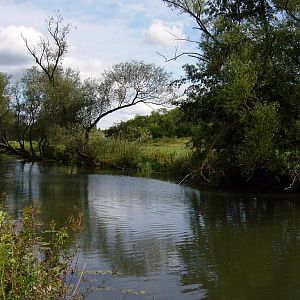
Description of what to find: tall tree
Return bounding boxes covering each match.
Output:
[82,61,174,138]
[22,11,70,83]
[0,73,13,149]
[1,13,176,166]
[163,0,300,188]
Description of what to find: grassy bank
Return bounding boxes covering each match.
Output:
[88,135,193,174]
[2,134,193,175]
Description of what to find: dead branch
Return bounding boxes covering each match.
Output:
[156,49,208,62]
[22,11,71,82]
[162,0,217,42]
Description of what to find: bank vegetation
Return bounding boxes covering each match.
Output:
[1,1,300,190]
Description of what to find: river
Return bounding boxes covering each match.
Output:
[0,156,300,299]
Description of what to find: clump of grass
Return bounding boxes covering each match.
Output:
[0,203,83,300]
[137,138,193,173]
[137,160,153,174]
[88,133,142,168]
[88,134,193,173]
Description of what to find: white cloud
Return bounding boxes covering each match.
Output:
[121,103,154,117]
[98,103,155,129]
[0,1,45,28]
[0,0,195,126]
[143,20,186,47]
[119,2,146,15]
[0,25,43,75]
[64,56,107,79]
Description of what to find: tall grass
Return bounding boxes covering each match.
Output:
[6,131,193,174]
[88,134,193,174]
[136,138,192,174]
[88,133,141,168]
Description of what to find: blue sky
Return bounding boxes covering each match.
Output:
[0,0,198,128]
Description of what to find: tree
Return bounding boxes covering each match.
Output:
[1,13,176,166]
[22,11,70,83]
[0,73,14,150]
[0,66,86,161]
[162,0,300,188]
[82,61,175,138]
[18,67,85,159]
[105,107,193,141]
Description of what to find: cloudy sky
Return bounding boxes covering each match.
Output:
[0,0,198,128]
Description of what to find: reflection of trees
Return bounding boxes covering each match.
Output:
[179,191,300,299]
[0,161,40,218]
[37,169,89,227]
[80,175,192,277]
[0,155,12,198]
[4,159,300,298]
[0,160,90,229]
[81,218,177,276]
[1,161,181,277]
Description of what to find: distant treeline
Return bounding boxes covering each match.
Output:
[105,108,195,141]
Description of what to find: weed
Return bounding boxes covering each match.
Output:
[0,203,83,300]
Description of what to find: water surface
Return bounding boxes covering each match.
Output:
[1,157,300,299]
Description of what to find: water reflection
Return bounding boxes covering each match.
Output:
[1,158,300,299]
[180,192,300,299]
[0,160,89,226]
[83,175,196,277]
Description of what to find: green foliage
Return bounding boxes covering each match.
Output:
[0,60,174,165]
[237,102,280,176]
[222,47,258,115]
[1,13,175,167]
[85,133,192,173]
[136,138,192,173]
[87,132,141,168]
[164,0,300,187]
[47,124,86,161]
[105,108,194,141]
[0,73,14,144]
[0,204,82,300]
[137,161,153,175]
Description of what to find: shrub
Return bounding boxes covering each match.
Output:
[137,161,153,174]
[88,133,141,168]
[0,204,83,300]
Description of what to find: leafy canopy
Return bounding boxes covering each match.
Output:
[163,0,300,187]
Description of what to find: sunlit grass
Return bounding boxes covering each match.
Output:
[4,134,193,174]
[87,133,192,173]
[136,138,192,174]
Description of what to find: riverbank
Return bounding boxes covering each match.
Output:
[1,136,192,173]
[1,135,299,191]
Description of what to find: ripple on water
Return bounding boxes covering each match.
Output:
[3,160,300,300]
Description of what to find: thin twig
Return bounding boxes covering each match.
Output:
[70,262,87,299]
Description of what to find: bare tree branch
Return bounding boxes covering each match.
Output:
[156,50,208,62]
[164,28,200,44]
[22,11,71,82]
[162,0,217,41]
[158,1,216,63]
